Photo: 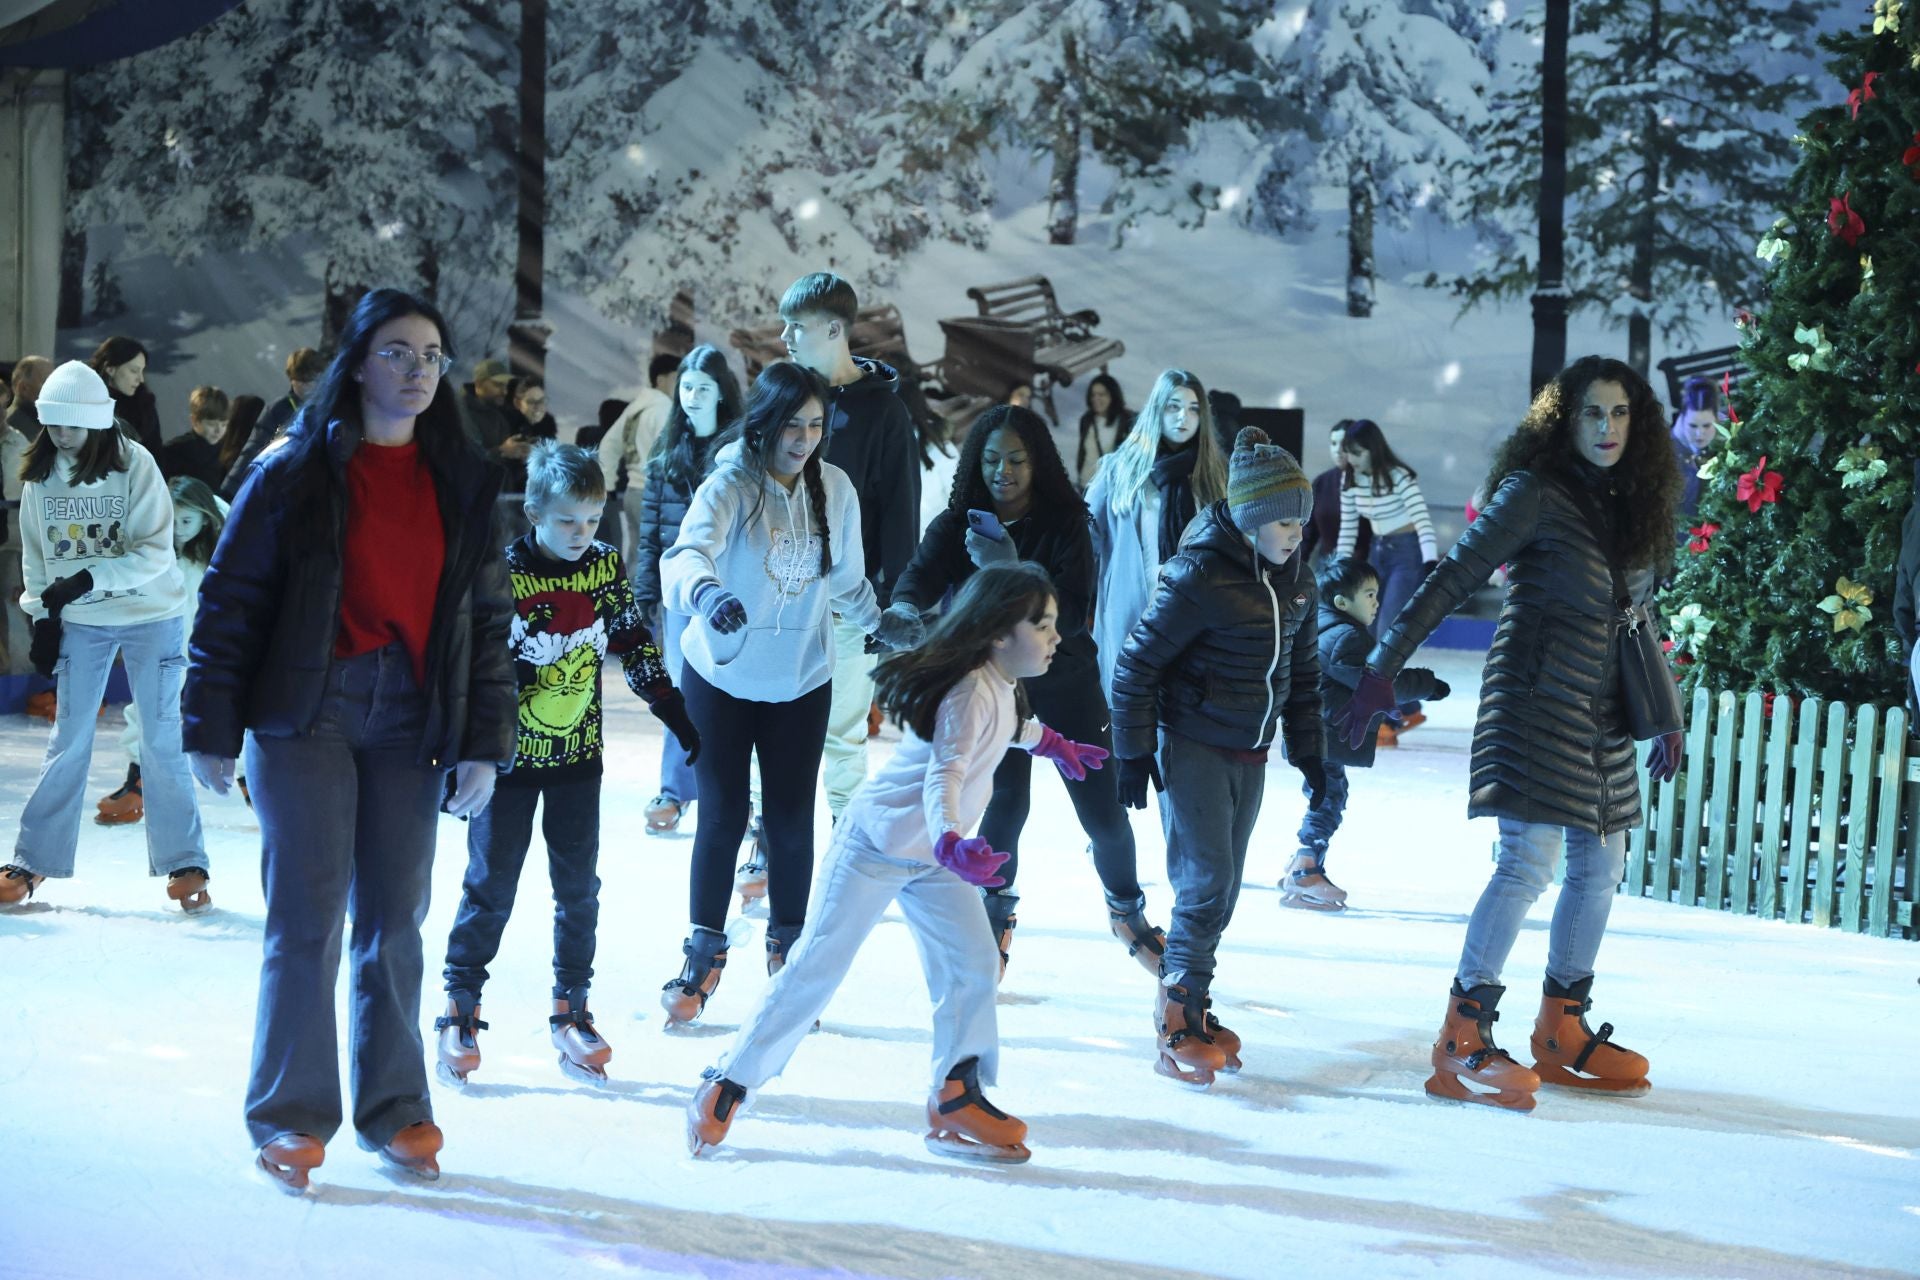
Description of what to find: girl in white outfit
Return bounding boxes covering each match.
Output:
[686,561,1110,1165]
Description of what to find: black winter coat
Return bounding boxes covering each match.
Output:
[891,503,1099,678]
[823,357,922,593]
[1111,501,1322,763]
[112,384,164,458]
[1370,466,1654,835]
[1317,604,1442,768]
[633,434,719,610]
[183,416,517,769]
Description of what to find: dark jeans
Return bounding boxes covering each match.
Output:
[683,665,832,932]
[242,645,445,1150]
[1371,530,1426,713]
[976,659,1141,903]
[1294,759,1351,865]
[1156,729,1264,991]
[444,772,602,1001]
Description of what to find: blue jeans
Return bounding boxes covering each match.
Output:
[656,609,697,804]
[444,772,602,1000]
[1294,759,1350,865]
[1371,530,1426,712]
[1157,730,1265,990]
[14,614,204,879]
[242,645,446,1150]
[1456,818,1627,989]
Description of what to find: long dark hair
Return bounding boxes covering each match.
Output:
[648,344,744,491]
[87,336,147,386]
[281,288,479,531]
[1484,354,1680,572]
[1075,373,1131,477]
[948,404,1085,520]
[719,361,832,577]
[1339,419,1416,496]
[219,393,265,475]
[874,561,1054,741]
[168,475,227,566]
[20,427,125,486]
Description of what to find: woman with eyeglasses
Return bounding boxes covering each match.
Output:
[181,289,517,1195]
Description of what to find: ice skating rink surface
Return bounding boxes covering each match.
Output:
[2,650,1916,1279]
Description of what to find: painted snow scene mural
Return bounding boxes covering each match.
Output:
[2,1,1918,1278]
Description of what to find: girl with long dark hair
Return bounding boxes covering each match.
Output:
[634,343,744,834]
[1074,373,1132,490]
[182,288,518,1192]
[88,336,162,458]
[687,561,1106,1164]
[656,361,921,1026]
[1335,418,1438,732]
[892,405,1162,979]
[1337,355,1683,1112]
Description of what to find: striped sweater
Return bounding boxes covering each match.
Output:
[1337,467,1436,562]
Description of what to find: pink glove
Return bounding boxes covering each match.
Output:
[1032,724,1109,781]
[1646,730,1684,783]
[934,831,1010,888]
[1335,668,1401,751]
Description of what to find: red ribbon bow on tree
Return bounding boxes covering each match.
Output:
[1736,457,1783,513]
[1720,369,1740,425]
[1849,70,1880,119]
[1687,522,1720,554]
[1829,193,1866,247]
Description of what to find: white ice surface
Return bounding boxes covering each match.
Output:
[2,650,1917,1279]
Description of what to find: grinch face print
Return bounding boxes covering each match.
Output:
[764,528,822,599]
[510,590,609,739]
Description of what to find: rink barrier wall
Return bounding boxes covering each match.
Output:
[1625,687,1915,938]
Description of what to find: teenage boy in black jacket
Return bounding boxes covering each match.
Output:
[777,272,922,817]
[1111,428,1323,1089]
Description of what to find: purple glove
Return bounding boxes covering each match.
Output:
[1647,730,1684,783]
[1032,724,1109,781]
[1336,668,1401,750]
[934,831,1010,888]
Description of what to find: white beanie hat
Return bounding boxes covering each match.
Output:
[36,360,116,430]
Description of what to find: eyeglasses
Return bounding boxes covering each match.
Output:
[373,348,453,376]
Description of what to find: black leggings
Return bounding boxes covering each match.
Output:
[682,666,833,933]
[975,660,1141,903]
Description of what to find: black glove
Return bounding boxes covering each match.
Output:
[652,692,702,764]
[41,570,94,613]
[1429,676,1451,701]
[1297,755,1327,811]
[29,617,62,678]
[1115,755,1163,810]
[692,581,747,635]
[1420,560,1438,579]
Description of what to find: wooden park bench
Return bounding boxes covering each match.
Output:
[947,275,1123,422]
[1656,345,1742,409]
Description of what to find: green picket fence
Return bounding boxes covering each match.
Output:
[1625,687,1915,937]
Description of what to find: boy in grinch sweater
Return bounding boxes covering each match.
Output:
[437,442,700,1087]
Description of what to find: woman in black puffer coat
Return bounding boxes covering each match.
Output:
[1341,355,1682,1110]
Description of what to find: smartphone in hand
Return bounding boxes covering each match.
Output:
[966,508,1006,542]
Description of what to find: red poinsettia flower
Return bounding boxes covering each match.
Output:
[1829,193,1866,247]
[1905,131,1920,178]
[1687,522,1721,554]
[1736,456,1784,513]
[1849,70,1881,119]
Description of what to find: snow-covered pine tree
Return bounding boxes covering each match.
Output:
[1283,0,1494,317]
[1444,0,1819,374]
[65,0,518,354]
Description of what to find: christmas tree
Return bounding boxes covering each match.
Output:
[1661,1,1917,708]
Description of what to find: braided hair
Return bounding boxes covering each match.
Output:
[722,360,833,577]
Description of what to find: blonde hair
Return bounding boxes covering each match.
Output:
[1099,368,1227,516]
[188,385,231,423]
[525,440,607,511]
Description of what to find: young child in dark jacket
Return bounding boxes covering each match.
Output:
[1110,427,1324,1088]
[1286,556,1449,911]
[437,442,700,1089]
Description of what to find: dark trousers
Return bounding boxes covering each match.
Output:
[242,646,445,1150]
[1371,530,1426,712]
[1294,760,1352,864]
[443,772,602,1001]
[683,665,832,932]
[1157,729,1264,991]
[976,660,1141,903]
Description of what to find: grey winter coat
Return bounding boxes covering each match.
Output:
[1369,467,1655,836]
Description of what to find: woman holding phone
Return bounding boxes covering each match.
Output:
[889,406,1161,982]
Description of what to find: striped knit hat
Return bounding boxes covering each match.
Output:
[1228,427,1311,529]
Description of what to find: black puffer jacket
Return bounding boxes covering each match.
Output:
[823,357,921,593]
[183,416,517,769]
[1370,466,1654,835]
[1111,501,1322,763]
[633,434,719,610]
[1317,604,1442,768]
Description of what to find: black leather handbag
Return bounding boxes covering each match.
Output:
[1556,476,1684,741]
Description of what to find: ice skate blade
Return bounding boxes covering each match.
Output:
[1154,1053,1216,1090]
[435,1060,474,1087]
[1279,892,1346,912]
[558,1053,613,1088]
[1534,1064,1651,1097]
[255,1153,312,1196]
[1424,1069,1537,1112]
[924,1131,1032,1165]
[377,1149,441,1181]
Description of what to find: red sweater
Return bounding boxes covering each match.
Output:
[333,438,445,685]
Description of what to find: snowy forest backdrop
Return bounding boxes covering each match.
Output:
[49,0,1848,528]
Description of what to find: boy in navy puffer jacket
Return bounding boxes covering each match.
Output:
[1287,556,1448,911]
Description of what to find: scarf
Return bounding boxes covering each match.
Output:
[1149,441,1200,563]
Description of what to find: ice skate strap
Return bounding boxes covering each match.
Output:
[549,1008,595,1032]
[703,1073,747,1122]
[1463,1046,1514,1071]
[1570,1021,1614,1074]
[434,1012,489,1033]
[937,1081,1011,1122]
